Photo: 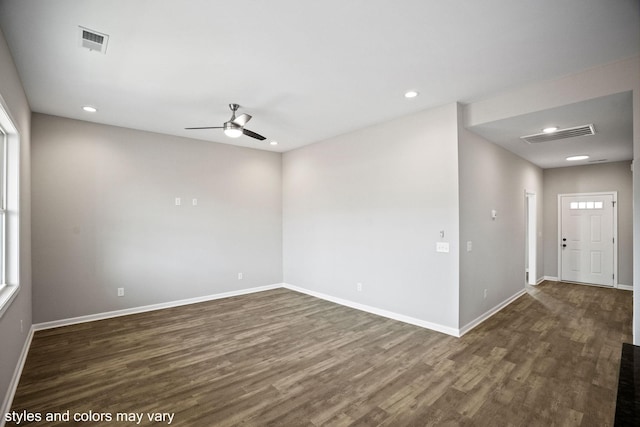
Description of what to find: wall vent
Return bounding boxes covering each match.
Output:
[78,26,109,54]
[520,124,595,144]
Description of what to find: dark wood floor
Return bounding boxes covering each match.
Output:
[8,281,632,426]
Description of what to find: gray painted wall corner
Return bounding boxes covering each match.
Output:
[458,123,544,327]
[0,27,32,419]
[283,103,461,330]
[30,114,283,323]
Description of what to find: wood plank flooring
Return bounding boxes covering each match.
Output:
[8,281,632,426]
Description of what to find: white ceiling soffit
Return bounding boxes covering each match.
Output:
[0,0,638,153]
[467,92,633,169]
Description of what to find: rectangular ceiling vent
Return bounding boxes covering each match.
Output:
[520,124,595,144]
[78,26,109,54]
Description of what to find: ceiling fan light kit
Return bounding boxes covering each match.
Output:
[185,103,267,141]
[223,122,243,138]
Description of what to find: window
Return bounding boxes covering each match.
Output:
[0,101,19,319]
[0,126,6,285]
[569,201,604,210]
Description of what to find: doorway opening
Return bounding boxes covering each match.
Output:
[525,191,537,285]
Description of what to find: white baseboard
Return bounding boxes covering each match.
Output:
[540,276,631,291]
[282,283,461,337]
[33,283,284,331]
[458,288,527,337]
[1,326,34,427]
[527,276,546,286]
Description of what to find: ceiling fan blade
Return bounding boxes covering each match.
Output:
[243,128,266,140]
[184,126,224,130]
[232,113,252,126]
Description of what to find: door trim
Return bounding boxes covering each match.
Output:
[526,191,537,285]
[557,191,618,287]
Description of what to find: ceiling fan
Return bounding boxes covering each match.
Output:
[185,103,266,140]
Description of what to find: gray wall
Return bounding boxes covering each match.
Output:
[634,72,640,343]
[283,103,461,329]
[0,29,32,413]
[458,123,543,327]
[543,161,633,286]
[31,114,282,323]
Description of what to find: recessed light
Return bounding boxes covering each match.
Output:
[82,105,97,113]
[270,141,278,146]
[566,155,589,161]
[542,126,558,133]
[404,91,419,99]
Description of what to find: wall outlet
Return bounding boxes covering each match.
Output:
[467,241,473,252]
[192,198,198,206]
[175,197,181,206]
[117,288,125,297]
[483,289,488,299]
[357,282,363,292]
[238,272,243,280]
[436,242,450,253]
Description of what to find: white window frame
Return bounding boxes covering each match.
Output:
[0,126,6,284]
[0,97,20,319]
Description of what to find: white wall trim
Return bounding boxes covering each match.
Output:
[33,284,284,331]
[528,276,546,286]
[543,276,559,282]
[282,283,461,337]
[0,285,19,319]
[458,288,527,336]
[618,284,633,291]
[1,326,34,427]
[525,190,537,286]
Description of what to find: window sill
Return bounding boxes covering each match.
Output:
[0,284,19,319]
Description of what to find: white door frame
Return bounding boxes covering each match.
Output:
[526,191,537,285]
[557,191,618,287]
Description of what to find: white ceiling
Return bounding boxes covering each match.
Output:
[0,0,638,164]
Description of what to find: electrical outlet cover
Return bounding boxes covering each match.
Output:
[436,242,450,253]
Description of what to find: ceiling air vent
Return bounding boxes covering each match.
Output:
[520,124,595,144]
[78,26,109,54]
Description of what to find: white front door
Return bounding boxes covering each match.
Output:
[560,193,615,286]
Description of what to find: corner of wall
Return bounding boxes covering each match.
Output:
[0,26,33,422]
